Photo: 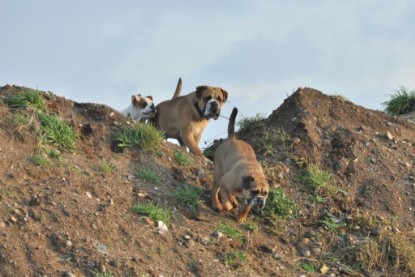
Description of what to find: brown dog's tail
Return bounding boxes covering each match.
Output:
[172,77,182,99]
[228,107,238,140]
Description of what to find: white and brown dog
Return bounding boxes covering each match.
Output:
[211,108,270,223]
[151,79,228,157]
[121,94,156,122]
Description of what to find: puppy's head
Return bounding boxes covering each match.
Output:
[195,86,228,120]
[241,174,269,211]
[131,94,156,120]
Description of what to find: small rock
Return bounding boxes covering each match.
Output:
[301,250,311,257]
[311,247,321,255]
[9,216,18,223]
[65,272,76,277]
[392,227,400,233]
[157,221,168,235]
[302,238,310,245]
[320,264,330,274]
[212,231,223,239]
[183,235,191,240]
[200,237,209,246]
[0,221,6,228]
[85,192,92,199]
[293,137,301,145]
[29,195,41,206]
[386,131,394,140]
[13,209,21,216]
[66,240,73,247]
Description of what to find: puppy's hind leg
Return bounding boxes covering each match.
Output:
[210,182,223,212]
[219,189,234,211]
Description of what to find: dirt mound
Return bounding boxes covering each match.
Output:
[1,85,414,277]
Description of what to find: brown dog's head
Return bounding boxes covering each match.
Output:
[241,173,269,210]
[195,86,228,120]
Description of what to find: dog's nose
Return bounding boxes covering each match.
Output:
[256,197,265,209]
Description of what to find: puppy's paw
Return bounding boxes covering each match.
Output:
[236,214,248,223]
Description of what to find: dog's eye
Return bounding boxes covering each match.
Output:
[251,190,259,194]
[263,191,268,195]
[205,95,212,100]
[140,103,147,108]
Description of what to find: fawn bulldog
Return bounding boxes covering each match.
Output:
[211,108,270,223]
[151,81,228,157]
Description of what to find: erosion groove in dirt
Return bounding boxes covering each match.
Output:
[0,84,414,277]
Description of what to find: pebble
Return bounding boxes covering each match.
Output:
[301,250,311,257]
[200,237,209,246]
[386,131,394,140]
[66,240,73,247]
[65,272,76,277]
[0,221,6,228]
[85,192,92,199]
[320,264,330,274]
[9,216,18,223]
[212,231,223,239]
[157,221,168,235]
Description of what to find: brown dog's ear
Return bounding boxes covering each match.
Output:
[146,95,153,100]
[221,88,228,102]
[242,175,254,190]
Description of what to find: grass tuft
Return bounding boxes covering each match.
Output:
[98,161,116,174]
[132,203,171,224]
[29,154,51,167]
[3,90,45,110]
[224,251,248,267]
[383,86,415,115]
[302,164,337,197]
[38,113,76,150]
[173,150,193,166]
[256,187,299,220]
[171,185,202,207]
[216,223,242,240]
[112,123,164,151]
[135,167,161,184]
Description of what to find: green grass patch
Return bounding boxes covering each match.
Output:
[224,251,248,267]
[135,167,161,184]
[98,161,116,174]
[3,90,45,110]
[302,164,337,197]
[112,123,164,151]
[383,86,415,115]
[132,203,171,224]
[237,113,267,131]
[29,154,51,167]
[38,113,76,150]
[301,262,316,273]
[320,216,347,234]
[241,221,260,232]
[171,185,202,207]
[215,223,242,240]
[256,187,299,220]
[173,149,193,166]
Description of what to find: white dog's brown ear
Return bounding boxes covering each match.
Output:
[221,89,228,102]
[131,95,142,104]
[242,175,254,190]
[146,95,153,101]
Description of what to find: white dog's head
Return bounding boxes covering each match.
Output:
[122,94,156,122]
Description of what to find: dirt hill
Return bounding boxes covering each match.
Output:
[0,85,414,277]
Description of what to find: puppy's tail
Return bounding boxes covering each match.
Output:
[172,77,182,99]
[228,107,238,140]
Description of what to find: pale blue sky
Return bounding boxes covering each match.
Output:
[1,1,414,146]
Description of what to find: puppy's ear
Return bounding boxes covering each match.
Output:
[196,86,208,99]
[146,95,153,101]
[220,89,228,102]
[131,95,141,104]
[242,175,254,190]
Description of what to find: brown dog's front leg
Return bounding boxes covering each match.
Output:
[236,204,251,223]
[181,132,203,157]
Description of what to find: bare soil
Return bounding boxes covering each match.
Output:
[0,85,414,277]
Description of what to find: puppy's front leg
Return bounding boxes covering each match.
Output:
[236,204,251,223]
